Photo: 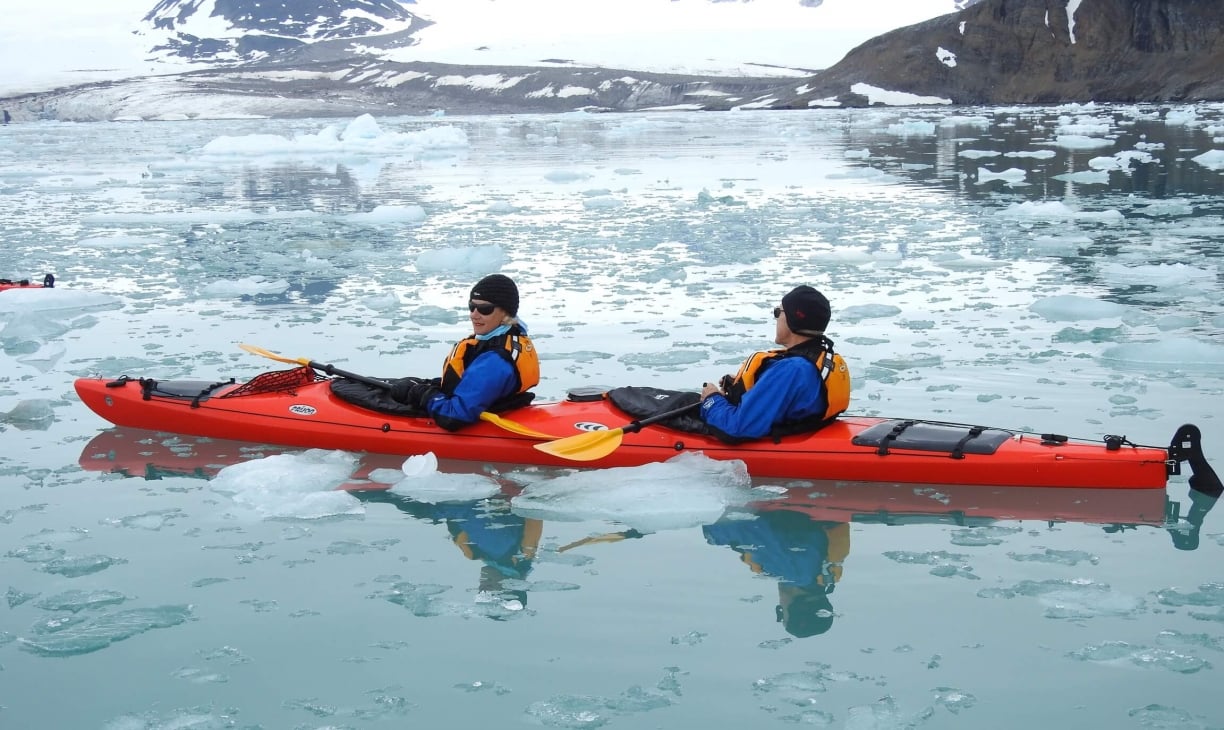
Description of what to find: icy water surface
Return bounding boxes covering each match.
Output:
[2,105,1224,728]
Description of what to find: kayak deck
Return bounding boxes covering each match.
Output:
[73,370,1217,490]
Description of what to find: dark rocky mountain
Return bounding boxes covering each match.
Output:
[772,0,1224,106]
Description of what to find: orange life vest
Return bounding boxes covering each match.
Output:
[723,336,851,431]
[440,327,540,400]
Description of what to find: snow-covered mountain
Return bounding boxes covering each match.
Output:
[142,0,423,63]
[0,0,971,97]
[8,0,1216,121]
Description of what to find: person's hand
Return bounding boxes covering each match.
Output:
[409,382,443,410]
[389,377,424,404]
[701,381,721,401]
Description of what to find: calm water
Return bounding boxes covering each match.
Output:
[2,105,1224,729]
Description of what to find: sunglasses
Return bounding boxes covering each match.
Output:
[468,301,498,315]
[772,306,783,319]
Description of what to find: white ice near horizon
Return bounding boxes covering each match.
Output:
[0,0,965,97]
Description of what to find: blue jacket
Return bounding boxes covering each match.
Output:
[702,513,833,587]
[700,357,827,440]
[423,350,517,426]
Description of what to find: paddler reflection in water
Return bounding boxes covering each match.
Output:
[389,274,540,430]
[356,487,541,615]
[700,285,851,442]
[703,509,847,637]
[561,507,848,638]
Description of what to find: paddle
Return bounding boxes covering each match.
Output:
[238,343,556,440]
[534,401,702,462]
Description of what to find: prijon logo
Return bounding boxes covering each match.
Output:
[573,422,607,432]
[289,405,317,416]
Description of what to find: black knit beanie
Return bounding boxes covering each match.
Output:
[470,274,520,316]
[781,285,830,335]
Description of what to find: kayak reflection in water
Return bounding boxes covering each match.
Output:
[703,510,847,638]
[354,487,541,617]
[387,274,540,431]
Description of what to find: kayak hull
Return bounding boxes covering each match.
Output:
[73,370,1177,489]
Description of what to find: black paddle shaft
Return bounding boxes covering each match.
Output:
[622,401,702,434]
[307,360,392,391]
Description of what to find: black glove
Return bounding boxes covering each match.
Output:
[718,374,734,393]
[389,377,425,404]
[411,383,443,410]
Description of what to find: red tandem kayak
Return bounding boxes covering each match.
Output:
[73,365,1220,490]
[0,273,55,292]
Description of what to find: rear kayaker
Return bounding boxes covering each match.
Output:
[73,364,1220,491]
[0,273,54,292]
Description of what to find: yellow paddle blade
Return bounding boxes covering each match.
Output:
[479,412,557,440]
[239,343,309,367]
[533,428,625,462]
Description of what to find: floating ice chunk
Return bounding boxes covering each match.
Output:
[959,149,1001,159]
[416,244,506,274]
[211,449,363,519]
[582,196,623,210]
[843,148,870,159]
[76,234,165,249]
[359,292,401,312]
[19,605,192,657]
[1152,314,1198,333]
[1164,108,1198,126]
[1053,170,1110,185]
[938,115,990,128]
[15,342,66,372]
[1027,234,1092,255]
[512,452,749,533]
[1054,135,1115,149]
[977,167,1027,184]
[1097,262,1216,288]
[341,113,383,139]
[1003,149,1057,159]
[400,452,438,477]
[0,288,122,315]
[1134,199,1194,217]
[618,349,707,370]
[1029,295,1127,321]
[1191,150,1224,171]
[996,200,1123,223]
[1,311,69,347]
[345,205,427,225]
[387,452,503,502]
[198,276,290,298]
[1,399,55,429]
[840,303,902,323]
[885,120,936,136]
[543,169,592,183]
[1101,337,1224,367]
[931,251,1007,270]
[487,200,519,214]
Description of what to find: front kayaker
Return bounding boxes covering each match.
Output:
[699,285,851,442]
[390,274,540,431]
